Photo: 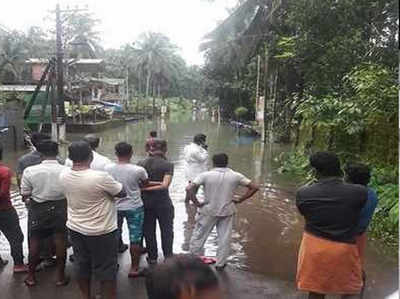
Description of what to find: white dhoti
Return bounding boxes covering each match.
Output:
[189,213,233,267]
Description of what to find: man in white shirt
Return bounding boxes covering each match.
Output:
[60,141,125,299]
[65,134,111,171]
[20,140,68,287]
[187,153,259,270]
[105,142,149,277]
[183,134,208,202]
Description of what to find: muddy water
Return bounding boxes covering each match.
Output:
[1,117,398,298]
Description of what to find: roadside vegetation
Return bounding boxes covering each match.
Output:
[201,0,398,246]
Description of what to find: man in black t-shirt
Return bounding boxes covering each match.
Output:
[139,139,174,265]
[296,152,367,299]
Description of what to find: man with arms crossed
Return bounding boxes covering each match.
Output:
[61,141,126,299]
[188,153,259,270]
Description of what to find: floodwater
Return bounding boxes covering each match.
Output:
[0,115,398,298]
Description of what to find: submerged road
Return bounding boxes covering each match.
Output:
[0,117,398,298]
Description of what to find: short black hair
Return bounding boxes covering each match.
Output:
[150,131,157,138]
[151,139,168,154]
[31,132,50,148]
[344,162,371,186]
[213,153,228,167]
[115,142,132,157]
[194,133,206,144]
[37,140,59,157]
[309,152,342,177]
[83,134,100,150]
[146,254,219,299]
[68,141,92,163]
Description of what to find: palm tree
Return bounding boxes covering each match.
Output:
[130,32,183,115]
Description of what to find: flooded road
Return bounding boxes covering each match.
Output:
[0,116,398,298]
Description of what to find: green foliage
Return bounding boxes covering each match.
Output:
[274,36,296,60]
[278,150,313,183]
[369,167,399,245]
[234,106,248,118]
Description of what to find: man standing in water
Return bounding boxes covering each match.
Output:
[61,141,126,299]
[296,152,367,299]
[188,153,259,270]
[145,131,158,154]
[183,134,209,202]
[21,141,68,286]
[105,142,149,277]
[0,146,27,273]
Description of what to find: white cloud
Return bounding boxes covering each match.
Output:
[0,0,237,65]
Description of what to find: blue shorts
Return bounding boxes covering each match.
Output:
[118,206,144,244]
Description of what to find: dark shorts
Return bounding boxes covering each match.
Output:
[69,229,118,281]
[28,199,67,238]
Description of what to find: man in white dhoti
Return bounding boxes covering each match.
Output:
[183,134,208,202]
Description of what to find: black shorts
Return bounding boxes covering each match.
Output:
[28,199,67,238]
[69,229,118,281]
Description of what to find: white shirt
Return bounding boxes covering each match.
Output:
[183,142,208,182]
[60,168,122,236]
[20,160,67,202]
[193,168,251,217]
[65,150,111,171]
[105,163,148,211]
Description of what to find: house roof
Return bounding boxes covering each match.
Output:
[26,58,104,65]
[88,77,125,86]
[0,85,46,92]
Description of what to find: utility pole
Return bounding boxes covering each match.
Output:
[53,3,88,142]
[55,3,66,142]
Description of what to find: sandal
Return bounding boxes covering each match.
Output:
[200,256,217,265]
[24,277,36,287]
[14,265,28,273]
[56,276,70,287]
[128,269,144,278]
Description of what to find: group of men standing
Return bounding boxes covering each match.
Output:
[0,129,378,299]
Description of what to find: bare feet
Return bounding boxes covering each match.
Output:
[13,264,28,273]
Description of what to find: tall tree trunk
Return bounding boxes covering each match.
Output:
[152,82,156,118]
[262,46,270,143]
[255,55,261,122]
[145,70,151,98]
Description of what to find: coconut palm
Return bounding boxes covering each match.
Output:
[130,32,184,114]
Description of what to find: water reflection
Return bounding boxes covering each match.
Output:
[1,117,397,298]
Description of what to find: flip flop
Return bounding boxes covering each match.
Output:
[200,256,217,265]
[128,269,144,278]
[24,277,36,287]
[56,276,70,287]
[14,265,29,273]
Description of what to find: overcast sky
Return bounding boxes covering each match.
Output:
[0,0,237,65]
